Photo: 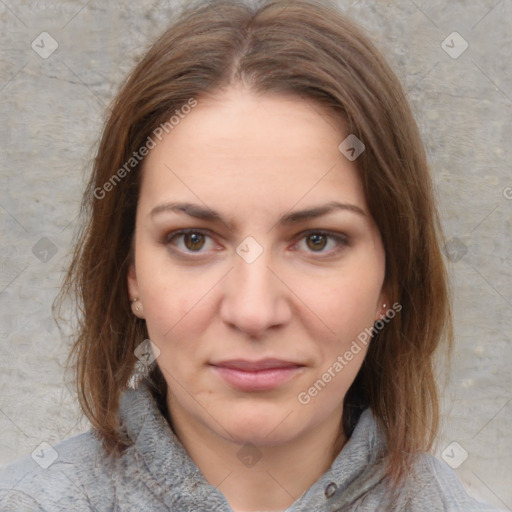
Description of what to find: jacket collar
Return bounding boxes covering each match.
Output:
[118,381,389,511]
[118,381,231,510]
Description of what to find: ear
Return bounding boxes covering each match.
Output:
[375,284,392,322]
[127,263,145,319]
[127,262,139,297]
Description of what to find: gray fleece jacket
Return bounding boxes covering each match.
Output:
[0,381,503,511]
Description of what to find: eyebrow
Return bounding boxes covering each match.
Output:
[149,200,366,231]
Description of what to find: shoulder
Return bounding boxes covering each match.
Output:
[0,429,116,511]
[338,408,504,512]
[403,452,503,512]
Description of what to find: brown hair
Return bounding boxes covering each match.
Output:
[56,0,452,489]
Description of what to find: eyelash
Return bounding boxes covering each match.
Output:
[162,228,349,258]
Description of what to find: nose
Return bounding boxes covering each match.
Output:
[220,244,292,337]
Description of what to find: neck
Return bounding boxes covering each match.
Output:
[167,396,346,512]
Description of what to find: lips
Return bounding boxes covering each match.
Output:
[210,359,305,391]
[211,358,303,371]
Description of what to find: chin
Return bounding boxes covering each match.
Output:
[216,404,302,447]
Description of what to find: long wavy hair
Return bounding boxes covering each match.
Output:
[55,0,453,489]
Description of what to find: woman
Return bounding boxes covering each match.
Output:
[0,0,502,510]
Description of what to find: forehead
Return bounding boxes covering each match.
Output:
[138,86,366,214]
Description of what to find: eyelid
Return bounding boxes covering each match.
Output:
[162,228,219,255]
[163,228,215,244]
[291,229,349,255]
[295,228,349,243]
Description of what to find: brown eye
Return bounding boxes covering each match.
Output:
[294,230,349,257]
[164,229,215,254]
[183,232,205,251]
[306,233,328,251]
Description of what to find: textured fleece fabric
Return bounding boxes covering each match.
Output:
[0,381,503,511]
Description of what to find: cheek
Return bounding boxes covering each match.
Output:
[293,264,384,386]
[143,288,207,353]
[294,262,383,339]
[135,242,204,321]
[133,248,192,347]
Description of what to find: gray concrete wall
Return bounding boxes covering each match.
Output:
[0,0,510,509]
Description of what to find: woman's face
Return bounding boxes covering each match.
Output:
[128,86,389,447]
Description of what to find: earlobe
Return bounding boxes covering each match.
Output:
[131,298,145,318]
[376,304,387,322]
[376,288,391,322]
[127,264,145,319]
